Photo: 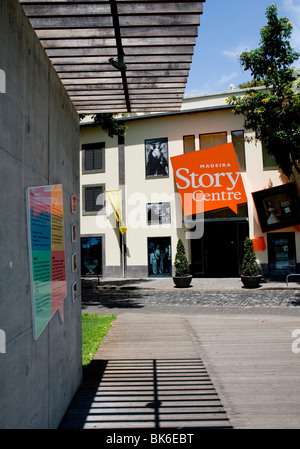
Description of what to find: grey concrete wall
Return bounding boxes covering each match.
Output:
[0,0,82,428]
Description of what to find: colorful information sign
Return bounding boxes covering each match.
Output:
[171,143,247,216]
[27,184,67,339]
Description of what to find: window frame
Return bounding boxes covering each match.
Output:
[261,141,279,170]
[231,129,246,172]
[82,142,105,174]
[82,184,106,215]
[199,131,227,150]
[183,134,195,153]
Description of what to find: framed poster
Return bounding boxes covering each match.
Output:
[147,202,171,224]
[145,137,169,178]
[252,183,300,232]
[26,184,67,339]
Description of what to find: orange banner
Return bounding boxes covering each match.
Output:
[171,143,247,216]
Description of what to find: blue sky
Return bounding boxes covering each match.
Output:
[185,0,300,96]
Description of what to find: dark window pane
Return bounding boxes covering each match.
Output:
[232,130,246,171]
[84,186,104,212]
[183,135,195,153]
[83,143,104,171]
[85,149,94,170]
[262,142,278,169]
[93,148,103,170]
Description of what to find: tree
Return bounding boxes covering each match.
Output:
[241,237,259,276]
[227,4,300,178]
[80,113,127,138]
[174,239,190,277]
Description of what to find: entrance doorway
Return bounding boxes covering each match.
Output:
[191,220,249,277]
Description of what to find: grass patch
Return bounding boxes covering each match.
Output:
[82,313,116,366]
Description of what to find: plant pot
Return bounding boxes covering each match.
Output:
[241,275,262,289]
[173,275,192,288]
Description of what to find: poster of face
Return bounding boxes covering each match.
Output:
[145,137,169,178]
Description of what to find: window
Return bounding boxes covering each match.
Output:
[262,142,278,169]
[231,130,246,171]
[83,185,105,214]
[82,142,105,173]
[183,135,195,153]
[267,232,296,276]
[199,132,227,149]
[148,237,172,277]
[81,236,103,276]
[147,203,171,224]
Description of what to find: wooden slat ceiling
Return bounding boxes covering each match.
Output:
[19,0,205,113]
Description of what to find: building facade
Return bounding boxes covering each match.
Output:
[80,89,300,279]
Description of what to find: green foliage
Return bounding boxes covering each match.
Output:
[237,80,265,88]
[174,239,190,277]
[92,113,127,138]
[80,113,127,138]
[82,313,116,366]
[227,4,300,178]
[241,237,259,276]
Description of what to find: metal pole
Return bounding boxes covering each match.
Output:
[121,231,125,278]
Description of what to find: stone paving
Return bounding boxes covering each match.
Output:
[81,277,300,316]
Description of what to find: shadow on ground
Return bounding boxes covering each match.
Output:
[59,358,232,429]
[290,293,300,306]
[81,278,151,310]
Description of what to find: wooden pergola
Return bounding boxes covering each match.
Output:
[19,1,205,113]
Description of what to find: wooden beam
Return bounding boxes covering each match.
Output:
[58,70,189,79]
[54,63,191,72]
[20,4,111,16]
[27,14,199,29]
[41,36,195,49]
[19,0,206,113]
[49,55,193,64]
[26,17,114,29]
[117,2,204,15]
[67,87,185,95]
[35,25,198,39]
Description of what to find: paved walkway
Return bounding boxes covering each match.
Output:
[60,277,300,430]
[81,276,300,316]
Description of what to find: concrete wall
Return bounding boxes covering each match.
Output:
[0,0,81,428]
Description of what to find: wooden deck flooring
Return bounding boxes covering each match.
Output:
[60,313,300,429]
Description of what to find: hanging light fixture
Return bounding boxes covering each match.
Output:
[108,56,127,72]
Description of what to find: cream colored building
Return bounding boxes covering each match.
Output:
[80,88,300,279]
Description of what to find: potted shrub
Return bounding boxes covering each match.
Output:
[241,237,262,288]
[173,239,192,288]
